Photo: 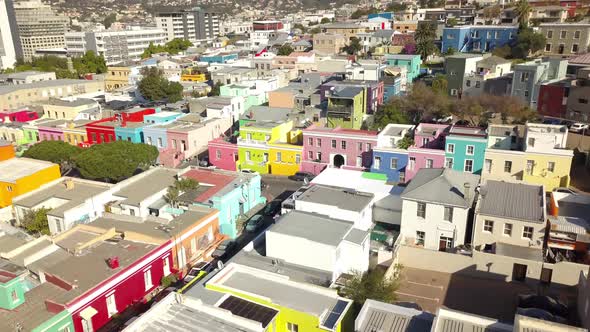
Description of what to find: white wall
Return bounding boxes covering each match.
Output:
[473,214,545,249]
[336,237,370,279]
[294,200,373,231]
[266,230,336,274]
[400,200,469,250]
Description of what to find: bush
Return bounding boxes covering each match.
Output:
[161,274,178,288]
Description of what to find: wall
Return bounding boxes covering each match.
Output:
[445,137,487,174]
[0,163,61,208]
[473,214,545,249]
[266,230,336,274]
[537,84,568,119]
[268,144,302,176]
[208,141,238,171]
[32,309,74,332]
[0,275,25,310]
[406,147,445,180]
[481,149,525,182]
[371,149,409,183]
[578,271,590,331]
[268,91,294,109]
[336,238,370,281]
[522,152,572,191]
[295,199,372,231]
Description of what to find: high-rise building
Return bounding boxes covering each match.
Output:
[65,27,166,65]
[0,0,22,69]
[155,7,219,44]
[13,0,68,61]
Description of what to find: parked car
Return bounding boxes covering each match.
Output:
[553,187,576,195]
[211,239,236,259]
[518,294,568,318]
[262,200,282,217]
[288,171,315,182]
[240,169,256,174]
[570,123,589,133]
[245,214,265,232]
[184,260,215,283]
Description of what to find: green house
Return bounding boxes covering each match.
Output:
[220,84,267,112]
[326,86,365,129]
[237,120,295,174]
[0,261,27,310]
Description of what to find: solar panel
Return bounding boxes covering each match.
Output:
[322,300,350,330]
[218,295,278,328]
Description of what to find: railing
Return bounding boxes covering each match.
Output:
[237,137,268,147]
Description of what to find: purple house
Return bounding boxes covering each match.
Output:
[406,123,450,180]
[301,125,378,175]
[37,119,67,142]
[319,80,384,114]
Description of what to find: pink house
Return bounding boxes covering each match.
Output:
[37,119,67,142]
[0,109,39,123]
[301,125,378,175]
[406,123,450,180]
[208,137,238,171]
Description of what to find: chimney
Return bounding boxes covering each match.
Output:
[64,179,75,190]
[107,256,120,269]
[464,182,471,204]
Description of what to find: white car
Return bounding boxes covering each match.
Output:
[570,123,589,133]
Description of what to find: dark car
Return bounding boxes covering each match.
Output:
[245,214,265,232]
[288,171,315,182]
[518,294,568,318]
[262,200,282,217]
[211,239,236,259]
[183,260,216,283]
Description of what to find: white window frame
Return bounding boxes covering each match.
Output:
[464,159,474,173]
[484,159,492,173]
[390,157,398,169]
[106,292,117,317]
[444,206,453,222]
[445,157,454,169]
[503,223,513,237]
[484,220,494,233]
[466,145,474,155]
[144,268,153,291]
[399,171,405,183]
[416,231,425,246]
[417,202,426,219]
[426,158,434,168]
[163,256,171,276]
[287,322,299,332]
[504,160,512,173]
[547,161,555,172]
[374,156,381,169]
[522,226,534,240]
[447,143,455,153]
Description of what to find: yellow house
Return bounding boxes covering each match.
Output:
[105,66,131,91]
[522,151,572,191]
[482,149,526,183]
[0,157,61,208]
[41,99,98,120]
[62,121,89,146]
[181,68,207,83]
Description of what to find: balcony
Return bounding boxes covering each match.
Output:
[237,137,268,147]
[327,105,354,117]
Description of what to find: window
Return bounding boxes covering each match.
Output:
[263,153,268,162]
[144,269,153,290]
[466,145,474,155]
[157,138,163,148]
[295,154,301,164]
[317,152,322,161]
[341,141,347,149]
[247,133,252,140]
[447,143,455,153]
[366,143,371,151]
[308,137,313,146]
[172,139,177,149]
[445,157,454,168]
[444,206,453,222]
[106,293,117,317]
[526,160,534,175]
[6,185,12,192]
[426,159,433,168]
[546,30,553,38]
[572,44,579,53]
[439,236,453,251]
[495,31,500,39]
[520,72,529,82]
[287,323,299,332]
[547,161,555,172]
[308,151,313,159]
[331,139,336,148]
[408,157,416,170]
[317,138,321,147]
[422,137,430,146]
[11,290,18,303]
[416,231,425,245]
[464,159,473,173]
[417,202,426,218]
[390,158,398,169]
[466,80,471,87]
[163,257,170,276]
[545,43,551,52]
[450,88,458,96]
[484,220,494,233]
[246,151,251,161]
[484,159,492,173]
[276,152,282,162]
[528,137,535,147]
[504,160,512,173]
[559,30,567,39]
[356,156,362,167]
[358,142,363,151]
[523,226,534,240]
[580,98,589,104]
[374,156,381,169]
[475,81,481,88]
[504,223,513,236]
[574,30,581,39]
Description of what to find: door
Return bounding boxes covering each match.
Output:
[81,319,93,332]
[438,236,453,252]
[512,263,527,282]
[540,267,553,285]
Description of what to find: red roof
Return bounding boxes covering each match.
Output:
[182,169,237,202]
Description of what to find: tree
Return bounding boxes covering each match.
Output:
[492,45,512,59]
[141,39,193,58]
[208,82,223,96]
[22,141,82,174]
[320,17,331,24]
[444,47,456,56]
[514,0,532,29]
[74,141,158,182]
[341,37,363,55]
[447,17,458,27]
[164,186,181,208]
[431,74,448,95]
[397,136,414,149]
[138,67,183,102]
[386,2,408,12]
[277,44,294,56]
[174,178,199,192]
[395,82,451,122]
[483,5,502,24]
[21,208,51,235]
[415,22,437,60]
[103,13,117,29]
[310,27,322,34]
[73,51,107,75]
[293,23,307,33]
[340,269,398,308]
[512,28,546,59]
[371,102,410,130]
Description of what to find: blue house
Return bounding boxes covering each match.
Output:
[371,124,414,183]
[383,54,422,82]
[444,126,488,175]
[114,122,149,143]
[441,26,518,53]
[144,111,184,124]
[201,52,239,64]
[368,12,394,20]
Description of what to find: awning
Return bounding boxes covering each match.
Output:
[79,306,98,320]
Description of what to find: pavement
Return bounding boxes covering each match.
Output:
[261,174,306,201]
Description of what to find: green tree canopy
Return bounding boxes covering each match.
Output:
[341,37,363,55]
[22,208,51,235]
[208,82,223,97]
[73,51,107,75]
[415,22,437,60]
[320,17,331,24]
[141,39,193,58]
[514,0,532,29]
[74,141,158,182]
[293,23,307,33]
[512,28,546,59]
[431,74,448,95]
[138,67,183,102]
[103,13,117,29]
[350,7,378,19]
[371,102,410,130]
[22,141,82,174]
[277,44,294,56]
[386,2,408,11]
[340,269,399,308]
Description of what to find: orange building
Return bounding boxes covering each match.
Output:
[0,140,15,161]
[0,157,61,208]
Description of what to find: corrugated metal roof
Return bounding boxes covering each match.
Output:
[478,181,544,223]
[549,216,590,235]
[401,168,480,208]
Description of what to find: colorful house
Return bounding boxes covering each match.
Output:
[62,121,90,146]
[444,126,487,175]
[237,120,302,175]
[200,52,239,64]
[180,167,266,238]
[0,157,61,208]
[0,122,30,146]
[85,108,156,144]
[0,140,15,161]
[208,137,238,171]
[325,86,366,129]
[441,25,518,53]
[37,119,67,142]
[180,68,208,82]
[371,124,414,183]
[220,77,279,112]
[383,54,422,82]
[143,111,184,125]
[320,80,384,115]
[0,108,39,123]
[301,125,378,175]
[405,123,450,181]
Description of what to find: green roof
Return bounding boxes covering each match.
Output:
[361,172,388,181]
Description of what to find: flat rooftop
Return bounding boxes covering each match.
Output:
[42,98,96,107]
[13,178,111,217]
[0,233,27,253]
[181,168,249,202]
[113,168,178,207]
[0,158,57,183]
[297,184,374,212]
[449,126,487,137]
[311,168,396,200]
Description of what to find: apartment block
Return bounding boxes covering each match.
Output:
[155,8,220,44]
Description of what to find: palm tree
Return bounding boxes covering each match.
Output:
[514,0,532,30]
[414,22,437,60]
[164,186,180,208]
[174,178,199,192]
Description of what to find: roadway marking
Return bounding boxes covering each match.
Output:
[406,281,444,289]
[395,291,440,303]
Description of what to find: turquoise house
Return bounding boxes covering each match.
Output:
[0,263,27,310]
[220,84,267,112]
[144,111,184,125]
[182,168,267,239]
[201,52,238,64]
[114,122,148,143]
[383,54,422,82]
[33,310,75,332]
[444,126,488,175]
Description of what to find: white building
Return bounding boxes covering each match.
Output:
[266,210,370,282]
[219,20,252,36]
[400,168,480,251]
[523,123,568,153]
[155,8,220,44]
[0,0,22,69]
[65,27,167,65]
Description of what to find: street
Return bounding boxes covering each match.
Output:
[261,174,306,201]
